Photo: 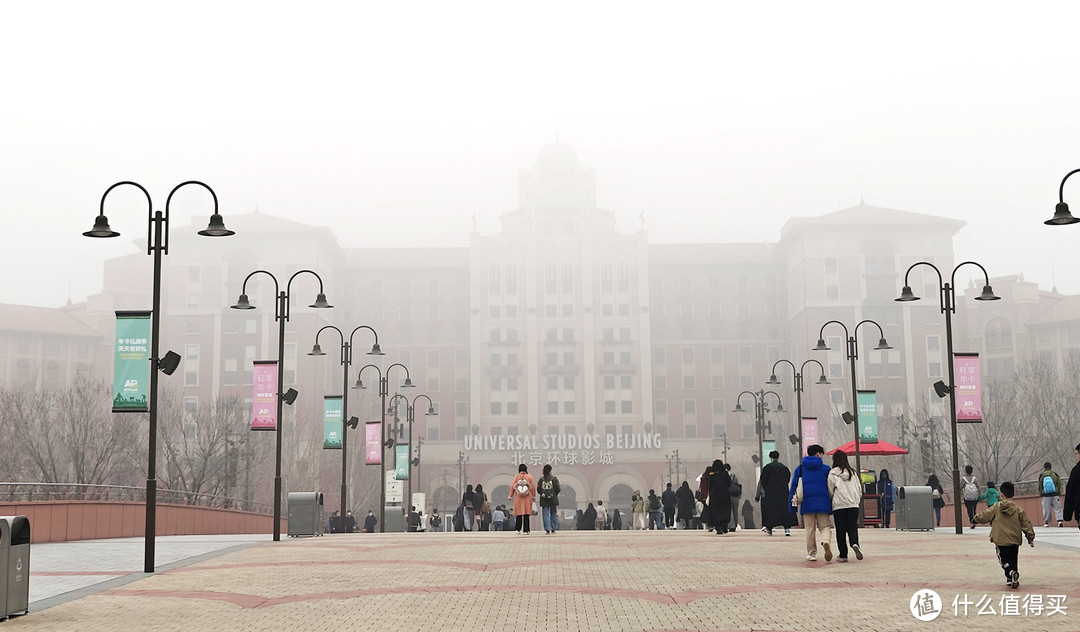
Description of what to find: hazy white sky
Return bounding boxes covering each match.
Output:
[3,2,1080,307]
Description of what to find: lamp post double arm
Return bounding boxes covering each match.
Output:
[388,393,436,515]
[767,359,829,457]
[309,325,383,527]
[896,261,999,534]
[813,320,891,483]
[355,362,413,531]
[734,389,784,467]
[232,270,333,541]
[84,180,233,573]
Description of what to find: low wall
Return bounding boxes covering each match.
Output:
[0,501,285,543]
[903,494,1074,529]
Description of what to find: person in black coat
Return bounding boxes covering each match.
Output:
[662,483,678,528]
[1063,442,1080,531]
[707,459,733,534]
[581,503,597,530]
[675,481,696,529]
[758,451,797,535]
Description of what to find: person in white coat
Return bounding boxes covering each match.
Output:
[827,450,865,562]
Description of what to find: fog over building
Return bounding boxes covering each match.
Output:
[6,142,1076,518]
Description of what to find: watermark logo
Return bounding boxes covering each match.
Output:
[911,590,942,621]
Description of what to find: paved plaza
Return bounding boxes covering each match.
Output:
[5,526,1080,631]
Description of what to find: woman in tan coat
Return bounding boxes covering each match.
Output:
[509,463,536,534]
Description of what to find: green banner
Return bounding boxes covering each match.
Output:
[761,440,776,462]
[323,396,343,449]
[112,312,151,413]
[857,390,878,443]
[395,444,409,480]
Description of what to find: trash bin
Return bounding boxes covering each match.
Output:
[4,516,30,617]
[0,517,9,620]
[895,486,934,531]
[287,492,324,537]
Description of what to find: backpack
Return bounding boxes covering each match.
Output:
[1042,474,1056,495]
[962,477,979,501]
[539,477,555,501]
[729,475,743,497]
[515,478,531,497]
[648,495,662,511]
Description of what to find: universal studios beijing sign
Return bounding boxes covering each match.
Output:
[463,431,663,466]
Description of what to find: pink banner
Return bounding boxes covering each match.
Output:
[954,353,982,423]
[802,417,818,448]
[251,361,278,431]
[365,422,382,464]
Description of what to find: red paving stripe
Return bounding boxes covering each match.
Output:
[104,580,1080,609]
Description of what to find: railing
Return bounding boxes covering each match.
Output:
[0,482,273,514]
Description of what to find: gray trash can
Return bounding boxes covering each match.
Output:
[0,517,9,620]
[895,486,934,531]
[287,492,324,537]
[4,516,29,617]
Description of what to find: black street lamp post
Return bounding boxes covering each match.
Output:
[231,270,333,541]
[734,389,784,467]
[308,325,383,528]
[389,393,436,514]
[355,362,413,531]
[84,180,233,573]
[896,260,999,534]
[767,359,829,457]
[813,320,891,487]
[1045,169,1080,225]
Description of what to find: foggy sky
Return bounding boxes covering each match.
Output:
[4,2,1080,308]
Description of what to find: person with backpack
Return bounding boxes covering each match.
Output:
[647,489,664,529]
[537,463,561,534]
[877,469,895,529]
[508,463,535,534]
[962,466,980,529]
[631,490,646,530]
[926,474,946,526]
[595,500,608,530]
[1038,462,1064,527]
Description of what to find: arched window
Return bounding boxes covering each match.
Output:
[617,264,630,292]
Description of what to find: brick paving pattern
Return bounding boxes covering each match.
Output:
[5,528,1080,631]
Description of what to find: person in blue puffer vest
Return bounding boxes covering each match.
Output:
[789,444,834,562]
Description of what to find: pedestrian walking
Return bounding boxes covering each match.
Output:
[582,503,598,530]
[707,459,732,535]
[972,481,1035,589]
[827,449,864,562]
[492,505,505,532]
[758,451,796,536]
[595,500,608,530]
[363,510,377,533]
[631,489,647,530]
[726,463,743,530]
[611,509,623,531]
[675,481,695,529]
[962,466,980,528]
[537,463,561,534]
[462,484,476,531]
[1064,443,1080,531]
[1038,462,1064,527]
[509,463,535,534]
[877,469,895,529]
[646,489,664,529]
[474,483,489,531]
[662,483,677,528]
[927,474,946,526]
[789,444,833,561]
[698,463,714,531]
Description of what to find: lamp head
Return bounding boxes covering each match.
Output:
[1046,201,1080,226]
[197,213,235,237]
[345,416,359,430]
[842,411,855,425]
[309,293,333,309]
[976,284,1001,301]
[83,214,119,238]
[401,377,415,388]
[766,373,780,385]
[231,294,254,310]
[813,338,829,351]
[733,403,745,413]
[308,343,325,356]
[815,374,830,385]
[875,337,892,350]
[368,343,384,355]
[895,285,919,302]
[933,380,951,398]
[158,350,181,376]
[425,406,436,416]
[774,402,785,413]
[282,388,299,406]
[353,377,365,390]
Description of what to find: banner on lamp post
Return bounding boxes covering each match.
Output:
[395,444,409,480]
[954,353,983,423]
[323,396,343,449]
[112,311,151,413]
[761,440,776,462]
[857,390,878,444]
[801,417,818,447]
[251,361,278,431]
[365,422,382,464]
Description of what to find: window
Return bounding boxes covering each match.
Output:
[456,378,468,392]
[547,376,558,390]
[456,349,468,368]
[620,401,632,414]
[548,401,559,414]
[491,377,502,391]
[490,402,502,415]
[617,264,630,292]
[188,266,201,282]
[183,396,198,416]
[654,375,667,390]
[427,378,439,392]
[654,348,666,364]
[825,257,837,274]
[826,285,839,300]
[682,375,695,389]
[563,376,574,390]
[604,376,616,389]
[507,377,518,391]
[682,347,694,365]
[565,401,575,414]
[455,402,468,418]
[604,400,616,414]
[601,264,613,292]
[184,344,199,386]
[507,402,519,415]
[428,350,439,367]
[620,375,631,389]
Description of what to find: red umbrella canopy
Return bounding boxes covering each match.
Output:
[827,440,908,456]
